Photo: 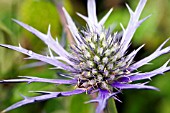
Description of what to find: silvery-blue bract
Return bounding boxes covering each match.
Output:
[0,0,170,113]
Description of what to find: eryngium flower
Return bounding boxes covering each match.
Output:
[0,0,170,113]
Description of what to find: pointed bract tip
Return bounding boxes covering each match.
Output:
[1,110,6,113]
[11,18,18,22]
[47,25,52,37]
[62,7,67,14]
[110,8,113,11]
[125,3,133,14]
[12,19,23,26]
[163,59,170,67]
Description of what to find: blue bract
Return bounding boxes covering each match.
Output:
[0,0,170,113]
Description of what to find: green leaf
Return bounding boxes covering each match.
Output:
[69,94,94,113]
[0,22,19,75]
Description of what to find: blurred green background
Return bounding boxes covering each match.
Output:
[0,0,170,113]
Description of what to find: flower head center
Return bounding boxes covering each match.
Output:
[71,31,131,91]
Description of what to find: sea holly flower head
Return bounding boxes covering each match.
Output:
[0,0,170,113]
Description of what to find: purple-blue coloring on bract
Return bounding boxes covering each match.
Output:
[0,0,170,113]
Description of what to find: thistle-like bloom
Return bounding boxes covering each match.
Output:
[0,0,170,113]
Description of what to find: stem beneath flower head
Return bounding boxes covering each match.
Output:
[104,99,118,113]
[104,106,110,113]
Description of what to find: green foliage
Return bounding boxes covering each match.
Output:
[18,0,60,37]
[69,94,94,113]
[0,22,20,76]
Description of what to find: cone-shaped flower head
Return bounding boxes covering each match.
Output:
[0,0,170,113]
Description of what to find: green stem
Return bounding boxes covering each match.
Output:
[104,106,110,113]
[104,99,118,113]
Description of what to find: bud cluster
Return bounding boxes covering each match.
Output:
[71,31,131,91]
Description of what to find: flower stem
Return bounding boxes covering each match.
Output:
[104,99,118,113]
